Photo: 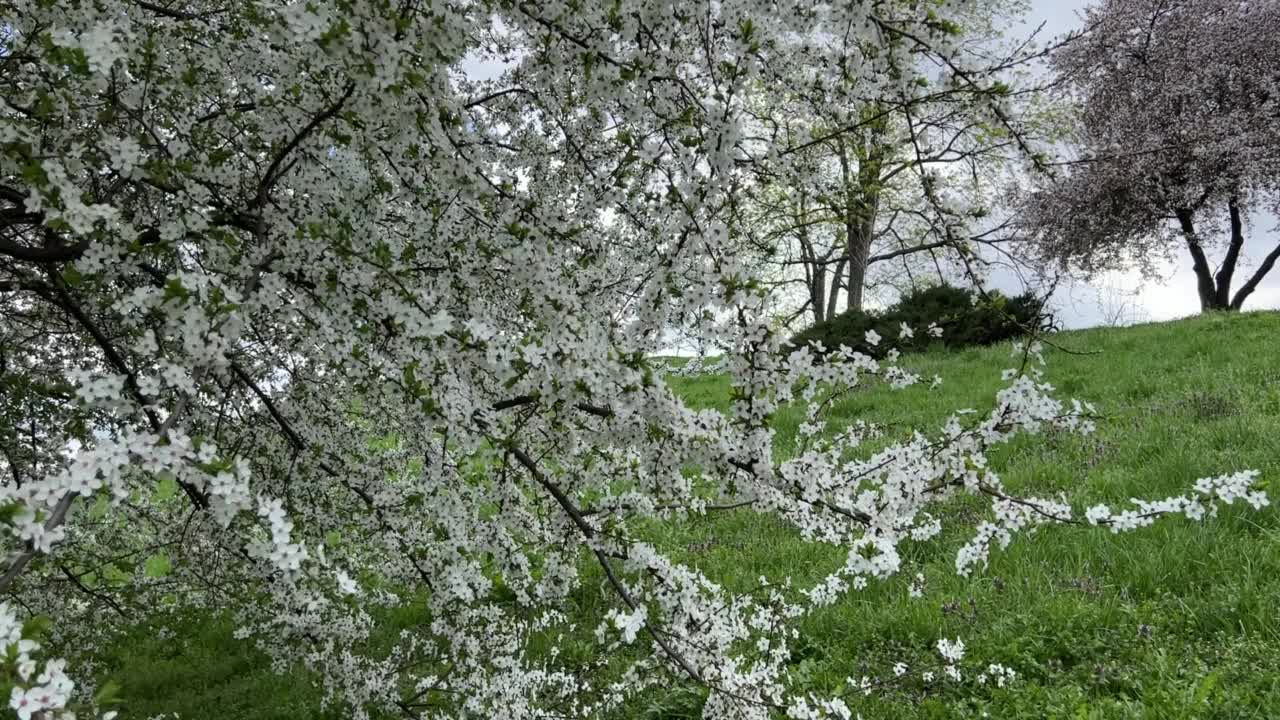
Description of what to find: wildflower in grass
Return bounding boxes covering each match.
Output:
[909,573,927,598]
[938,637,966,664]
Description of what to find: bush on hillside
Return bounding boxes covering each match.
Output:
[787,284,1055,357]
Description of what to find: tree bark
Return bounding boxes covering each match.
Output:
[810,265,827,324]
[1231,240,1280,310]
[1175,208,1227,311]
[837,127,885,313]
[1213,197,1245,308]
[805,246,827,325]
[844,216,875,312]
[826,252,845,321]
[796,192,826,325]
[1174,202,1275,312]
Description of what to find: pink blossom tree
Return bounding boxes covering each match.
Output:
[1028,0,1280,311]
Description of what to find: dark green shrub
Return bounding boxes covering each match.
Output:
[787,307,881,356]
[785,284,1054,357]
[889,284,986,348]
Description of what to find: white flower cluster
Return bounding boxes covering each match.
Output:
[937,636,965,663]
[785,695,854,720]
[2,430,255,558]
[50,20,128,74]
[938,636,966,682]
[603,605,648,644]
[252,497,309,573]
[1085,470,1269,532]
[977,663,1017,688]
[663,355,730,377]
[0,604,115,720]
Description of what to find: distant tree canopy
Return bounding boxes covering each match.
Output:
[1026,0,1280,312]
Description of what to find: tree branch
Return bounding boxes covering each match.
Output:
[253,82,356,209]
[1231,240,1280,310]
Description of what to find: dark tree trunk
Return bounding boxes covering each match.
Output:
[1213,197,1245,308]
[811,267,826,324]
[844,216,873,312]
[836,129,885,313]
[796,194,826,325]
[1231,240,1280,310]
[1175,208,1229,311]
[827,255,845,319]
[1174,202,1279,312]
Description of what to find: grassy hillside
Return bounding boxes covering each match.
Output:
[93,311,1280,718]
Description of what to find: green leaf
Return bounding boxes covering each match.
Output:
[89,494,111,519]
[1193,671,1221,704]
[0,502,24,525]
[162,277,189,303]
[154,472,179,502]
[144,553,173,578]
[21,159,48,188]
[62,265,84,287]
[21,615,52,640]
[94,679,123,706]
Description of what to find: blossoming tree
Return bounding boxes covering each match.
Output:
[1026,0,1280,312]
[737,0,1068,324]
[0,1,1268,718]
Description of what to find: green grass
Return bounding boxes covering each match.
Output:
[89,311,1280,718]
[655,310,1280,718]
[90,616,335,719]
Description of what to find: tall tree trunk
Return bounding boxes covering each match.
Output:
[844,218,873,312]
[796,193,826,325]
[1175,208,1228,311]
[827,252,845,320]
[836,129,885,313]
[808,252,827,325]
[802,251,826,326]
[1213,197,1245,308]
[810,264,827,325]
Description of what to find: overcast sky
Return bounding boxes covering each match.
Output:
[1000,0,1280,327]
